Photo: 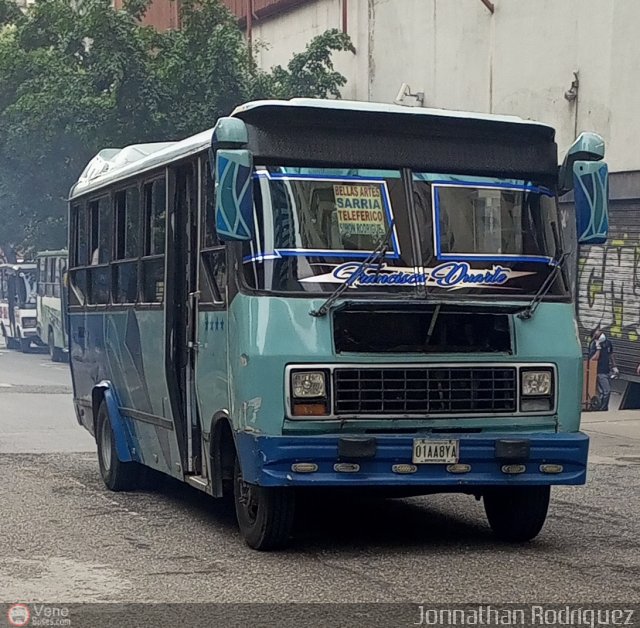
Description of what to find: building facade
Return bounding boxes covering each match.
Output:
[112,0,180,30]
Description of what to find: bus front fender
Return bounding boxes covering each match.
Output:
[92,382,134,463]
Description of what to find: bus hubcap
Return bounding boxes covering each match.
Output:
[100,419,112,472]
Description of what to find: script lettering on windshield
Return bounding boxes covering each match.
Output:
[300,261,534,290]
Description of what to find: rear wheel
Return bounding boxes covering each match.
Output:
[96,401,141,491]
[2,326,17,350]
[234,458,295,550]
[484,485,550,542]
[48,330,63,362]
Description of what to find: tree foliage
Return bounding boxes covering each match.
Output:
[0,0,353,258]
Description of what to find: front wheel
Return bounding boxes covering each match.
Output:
[96,401,141,491]
[234,458,295,550]
[483,485,550,542]
[20,337,31,353]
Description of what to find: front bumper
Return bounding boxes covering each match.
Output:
[235,431,589,488]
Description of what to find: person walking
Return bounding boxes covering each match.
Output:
[588,326,618,411]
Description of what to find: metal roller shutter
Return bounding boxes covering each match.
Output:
[577,200,640,378]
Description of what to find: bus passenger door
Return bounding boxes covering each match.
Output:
[194,157,229,482]
[167,162,201,476]
[6,273,17,338]
[59,257,69,350]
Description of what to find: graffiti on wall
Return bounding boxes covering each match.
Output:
[578,235,640,342]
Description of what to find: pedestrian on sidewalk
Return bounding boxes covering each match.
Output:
[588,326,618,411]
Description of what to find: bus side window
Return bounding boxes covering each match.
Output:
[87,196,111,304]
[54,258,61,299]
[37,259,44,297]
[69,203,88,306]
[45,257,53,297]
[199,160,226,306]
[98,196,113,265]
[73,204,87,267]
[89,200,100,265]
[113,187,140,304]
[142,178,166,303]
[201,160,218,250]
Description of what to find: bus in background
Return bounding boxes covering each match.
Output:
[67,99,609,550]
[0,263,39,352]
[36,250,69,362]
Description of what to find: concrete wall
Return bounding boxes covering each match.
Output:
[247,0,638,173]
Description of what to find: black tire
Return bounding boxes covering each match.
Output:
[484,485,550,542]
[234,457,295,550]
[19,337,31,353]
[48,330,63,363]
[96,401,141,491]
[6,337,18,350]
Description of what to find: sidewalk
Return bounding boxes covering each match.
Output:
[581,408,640,465]
[581,408,640,440]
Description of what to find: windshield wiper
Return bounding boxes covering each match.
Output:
[518,221,569,320]
[309,220,395,318]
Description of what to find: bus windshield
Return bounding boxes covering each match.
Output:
[17,270,37,309]
[243,167,418,295]
[242,167,567,298]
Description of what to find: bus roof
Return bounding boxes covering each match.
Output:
[70,98,555,200]
[232,98,554,129]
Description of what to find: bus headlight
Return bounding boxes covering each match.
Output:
[290,370,330,417]
[291,371,326,398]
[521,370,553,396]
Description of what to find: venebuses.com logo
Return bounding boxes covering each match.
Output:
[7,605,30,627]
[6,603,70,627]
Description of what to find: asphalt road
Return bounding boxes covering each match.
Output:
[0,347,94,454]
[1,346,639,609]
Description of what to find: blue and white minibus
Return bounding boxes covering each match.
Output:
[67,99,608,549]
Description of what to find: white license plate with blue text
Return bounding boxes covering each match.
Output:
[412,439,459,464]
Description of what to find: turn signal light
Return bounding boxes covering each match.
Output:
[291,463,318,473]
[334,463,360,473]
[392,464,417,474]
[540,464,563,474]
[447,463,471,474]
[501,464,526,474]
[292,402,328,416]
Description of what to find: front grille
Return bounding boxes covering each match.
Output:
[334,367,517,416]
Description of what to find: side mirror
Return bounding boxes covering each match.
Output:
[558,132,605,194]
[214,149,254,242]
[574,160,608,245]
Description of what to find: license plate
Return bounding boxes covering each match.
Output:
[412,439,459,464]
